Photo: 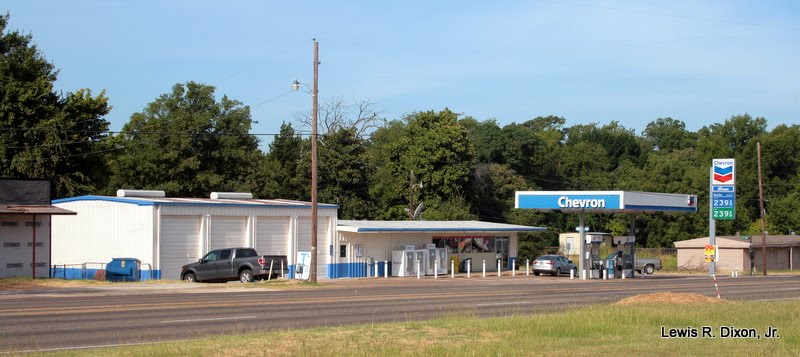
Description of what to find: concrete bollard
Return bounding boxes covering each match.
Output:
[570,268,574,279]
[434,260,438,279]
[602,269,607,280]
[526,259,530,276]
[622,271,626,279]
[467,260,471,278]
[451,260,455,279]
[512,261,516,277]
[497,260,501,277]
[581,269,586,280]
[384,261,388,278]
[483,260,486,278]
[416,260,420,279]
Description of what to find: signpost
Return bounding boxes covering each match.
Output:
[709,159,735,275]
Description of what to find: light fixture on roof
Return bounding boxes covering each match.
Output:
[210,192,253,200]
[116,189,165,198]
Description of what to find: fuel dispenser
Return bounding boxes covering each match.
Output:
[611,236,636,278]
[584,234,605,279]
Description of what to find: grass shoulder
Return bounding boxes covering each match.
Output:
[44,293,799,356]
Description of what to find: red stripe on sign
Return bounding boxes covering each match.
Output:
[714,173,732,182]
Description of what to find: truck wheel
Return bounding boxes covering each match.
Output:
[239,269,254,283]
[183,273,196,283]
[645,264,655,275]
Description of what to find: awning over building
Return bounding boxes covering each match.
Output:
[337,220,546,234]
[0,205,76,215]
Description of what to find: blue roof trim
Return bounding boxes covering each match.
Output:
[53,195,154,206]
[52,195,339,209]
[352,227,547,233]
[623,205,697,212]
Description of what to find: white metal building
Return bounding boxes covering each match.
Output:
[334,220,546,278]
[51,190,337,280]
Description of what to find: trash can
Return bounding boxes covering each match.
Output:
[459,258,472,273]
[605,259,615,279]
[106,258,141,282]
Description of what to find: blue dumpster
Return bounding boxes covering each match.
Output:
[106,258,141,282]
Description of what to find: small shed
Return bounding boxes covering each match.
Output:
[0,179,76,279]
[674,235,800,272]
[558,232,612,255]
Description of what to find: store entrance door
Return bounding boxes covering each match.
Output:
[496,237,509,268]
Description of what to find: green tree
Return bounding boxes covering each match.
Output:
[368,109,475,219]
[109,82,262,197]
[316,128,372,219]
[643,117,697,153]
[259,123,306,200]
[471,163,532,222]
[0,14,111,198]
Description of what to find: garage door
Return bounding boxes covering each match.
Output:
[160,216,201,280]
[210,216,247,251]
[0,216,49,279]
[255,217,290,255]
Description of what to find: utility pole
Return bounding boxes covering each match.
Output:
[408,170,416,220]
[757,142,767,276]
[310,39,319,283]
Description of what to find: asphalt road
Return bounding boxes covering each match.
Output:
[1,274,799,353]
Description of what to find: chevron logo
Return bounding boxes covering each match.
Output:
[712,160,735,184]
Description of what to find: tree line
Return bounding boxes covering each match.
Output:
[3,14,798,253]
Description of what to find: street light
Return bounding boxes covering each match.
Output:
[292,40,319,283]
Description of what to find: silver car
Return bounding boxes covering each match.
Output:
[533,255,577,276]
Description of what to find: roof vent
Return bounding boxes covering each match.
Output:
[210,192,253,200]
[117,189,166,198]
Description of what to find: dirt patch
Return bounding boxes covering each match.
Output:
[616,292,723,305]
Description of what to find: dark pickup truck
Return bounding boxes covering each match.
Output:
[605,252,662,275]
[180,247,287,283]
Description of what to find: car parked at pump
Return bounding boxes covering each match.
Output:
[180,247,287,283]
[533,254,577,276]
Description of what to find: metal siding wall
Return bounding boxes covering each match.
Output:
[0,215,50,278]
[52,201,154,268]
[160,206,337,220]
[255,217,290,255]
[298,217,330,279]
[210,217,247,250]
[160,216,202,280]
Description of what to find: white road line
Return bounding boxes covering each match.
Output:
[779,287,800,291]
[752,297,800,302]
[4,341,172,354]
[475,301,531,307]
[160,316,257,324]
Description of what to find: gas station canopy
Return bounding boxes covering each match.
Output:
[515,191,697,214]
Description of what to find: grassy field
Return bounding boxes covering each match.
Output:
[38,294,798,357]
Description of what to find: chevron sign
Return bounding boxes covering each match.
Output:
[712,159,735,185]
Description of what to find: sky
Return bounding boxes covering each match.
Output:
[4,1,800,149]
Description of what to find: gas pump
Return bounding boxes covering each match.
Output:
[612,236,636,278]
[584,234,604,278]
